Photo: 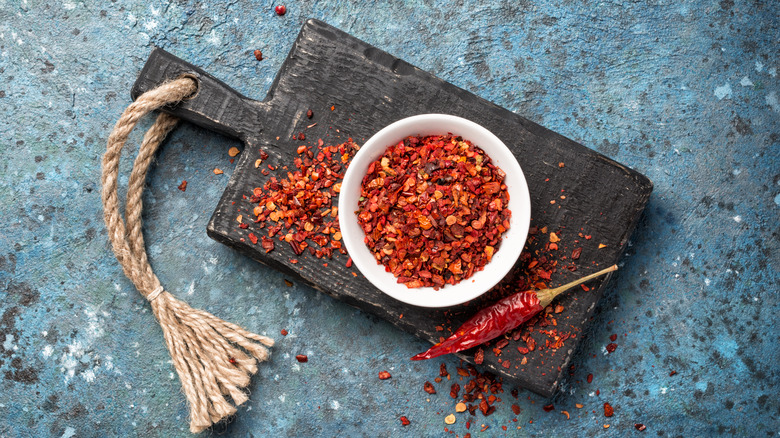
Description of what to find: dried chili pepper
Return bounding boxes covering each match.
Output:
[410,265,617,360]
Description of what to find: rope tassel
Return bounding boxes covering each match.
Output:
[101,77,274,433]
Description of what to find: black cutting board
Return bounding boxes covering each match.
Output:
[132,19,652,397]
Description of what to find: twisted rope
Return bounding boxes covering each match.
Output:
[101,77,273,433]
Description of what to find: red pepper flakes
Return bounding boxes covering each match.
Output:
[456,367,470,377]
[178,180,187,192]
[239,223,249,229]
[228,357,237,365]
[356,134,511,289]
[603,402,614,417]
[440,363,449,378]
[280,329,288,336]
[450,383,460,398]
[378,371,391,380]
[543,404,555,412]
[246,139,359,260]
[274,5,286,15]
[248,232,258,245]
[474,348,484,364]
[253,50,263,61]
[609,334,618,342]
[571,247,582,260]
[511,404,521,415]
[635,423,646,431]
[669,370,677,377]
[400,416,411,426]
[295,354,308,363]
[587,373,593,383]
[306,109,313,119]
[423,381,436,394]
[606,343,617,353]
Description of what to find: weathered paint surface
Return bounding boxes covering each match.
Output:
[0,1,777,436]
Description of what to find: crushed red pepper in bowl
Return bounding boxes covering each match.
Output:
[356,134,511,290]
[339,114,531,308]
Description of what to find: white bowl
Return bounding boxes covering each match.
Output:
[338,114,531,308]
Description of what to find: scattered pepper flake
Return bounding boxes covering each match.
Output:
[295,354,308,363]
[598,243,607,249]
[213,168,223,175]
[561,410,570,419]
[549,232,560,243]
[669,370,677,377]
[274,5,286,15]
[400,416,411,426]
[280,329,288,336]
[228,146,241,157]
[543,404,554,412]
[424,381,436,394]
[474,348,484,364]
[558,162,565,168]
[575,403,584,409]
[511,404,521,415]
[378,371,391,380]
[253,50,263,61]
[306,109,313,119]
[587,373,593,383]
[177,180,187,192]
[606,343,617,353]
[635,423,646,431]
[248,233,258,245]
[609,334,617,342]
[571,247,582,260]
[603,402,614,417]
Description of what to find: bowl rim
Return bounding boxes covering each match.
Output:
[338,114,531,308]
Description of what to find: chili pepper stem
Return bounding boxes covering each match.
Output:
[536,264,617,308]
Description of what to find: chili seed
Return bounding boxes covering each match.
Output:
[444,414,456,425]
[455,402,467,413]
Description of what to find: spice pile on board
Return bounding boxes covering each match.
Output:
[357,134,511,289]
[242,138,359,262]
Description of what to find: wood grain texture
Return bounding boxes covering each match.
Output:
[132,19,652,397]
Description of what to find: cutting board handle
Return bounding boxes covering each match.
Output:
[131,48,264,143]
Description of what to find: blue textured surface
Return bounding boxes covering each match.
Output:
[1,1,778,437]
